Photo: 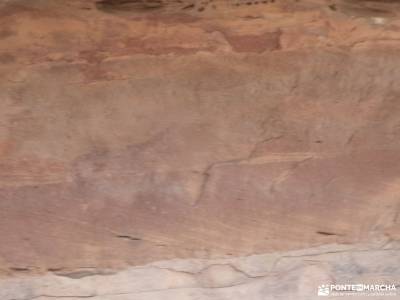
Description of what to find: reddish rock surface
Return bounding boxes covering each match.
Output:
[0,0,400,281]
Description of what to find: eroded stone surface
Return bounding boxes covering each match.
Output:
[0,0,400,286]
[1,241,399,299]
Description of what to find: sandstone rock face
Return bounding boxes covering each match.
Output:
[1,241,399,300]
[0,0,400,298]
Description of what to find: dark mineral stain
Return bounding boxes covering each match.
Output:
[316,231,338,236]
[182,3,195,9]
[328,4,337,11]
[9,267,30,272]
[116,235,143,241]
[96,0,165,12]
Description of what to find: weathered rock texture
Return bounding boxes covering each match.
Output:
[1,0,400,298]
[1,241,399,300]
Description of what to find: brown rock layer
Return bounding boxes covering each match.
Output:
[0,0,400,277]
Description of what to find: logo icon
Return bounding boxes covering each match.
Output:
[318,285,330,296]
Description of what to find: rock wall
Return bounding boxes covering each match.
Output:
[1,241,399,300]
[0,0,399,298]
